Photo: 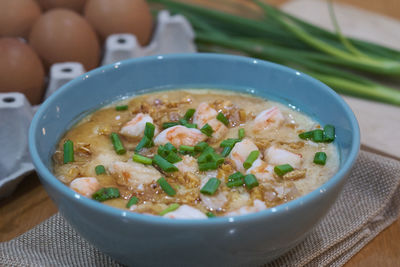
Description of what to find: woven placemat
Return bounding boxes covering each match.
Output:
[1,150,400,267]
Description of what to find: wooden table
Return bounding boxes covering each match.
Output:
[1,0,399,266]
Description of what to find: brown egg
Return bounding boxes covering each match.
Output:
[84,0,153,45]
[29,9,100,70]
[0,0,41,39]
[36,0,87,13]
[0,38,45,104]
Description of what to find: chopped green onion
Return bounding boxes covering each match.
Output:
[195,141,209,152]
[110,133,126,155]
[274,164,294,176]
[200,123,213,137]
[157,145,168,158]
[221,146,232,157]
[178,118,188,126]
[153,155,179,172]
[216,112,229,126]
[157,177,176,196]
[115,105,128,111]
[164,142,177,152]
[323,125,335,142]
[162,122,179,129]
[198,161,218,171]
[180,145,195,152]
[298,130,314,140]
[184,123,198,128]
[144,122,155,139]
[165,151,182,163]
[206,212,216,218]
[200,178,221,195]
[135,136,151,152]
[132,154,153,165]
[314,152,327,165]
[197,146,215,163]
[159,203,180,215]
[197,152,213,163]
[312,129,324,142]
[220,138,241,148]
[126,196,139,208]
[244,174,259,190]
[226,172,245,187]
[229,171,245,180]
[238,128,245,139]
[211,153,225,165]
[243,150,260,169]
[183,108,196,120]
[92,187,120,202]
[63,140,74,164]
[95,165,106,175]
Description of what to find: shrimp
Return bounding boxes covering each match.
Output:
[108,160,161,189]
[163,205,207,219]
[193,102,218,127]
[264,146,303,169]
[225,200,266,217]
[69,177,101,197]
[228,138,260,172]
[246,159,275,183]
[154,125,207,147]
[120,113,158,139]
[174,155,198,173]
[193,102,228,142]
[252,106,285,133]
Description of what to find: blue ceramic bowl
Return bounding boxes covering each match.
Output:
[29,54,360,266]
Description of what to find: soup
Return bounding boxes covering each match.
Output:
[53,89,339,219]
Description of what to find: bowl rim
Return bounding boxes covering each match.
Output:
[29,53,360,225]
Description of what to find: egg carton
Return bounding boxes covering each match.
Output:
[0,10,196,198]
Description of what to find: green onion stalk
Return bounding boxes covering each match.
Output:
[149,0,400,106]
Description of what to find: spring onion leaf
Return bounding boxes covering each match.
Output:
[314,152,327,165]
[195,141,209,152]
[165,151,182,163]
[206,212,216,218]
[323,125,335,142]
[238,128,245,139]
[144,122,156,139]
[115,105,128,111]
[153,155,179,172]
[92,188,120,202]
[274,164,294,176]
[312,129,324,142]
[226,172,245,187]
[200,123,213,137]
[183,109,196,120]
[110,133,126,155]
[132,154,153,165]
[157,177,176,196]
[244,174,259,190]
[200,178,221,195]
[216,112,229,126]
[180,145,195,152]
[95,165,106,175]
[159,203,180,215]
[126,196,139,208]
[63,140,74,164]
[163,122,179,129]
[243,150,260,169]
[135,135,151,152]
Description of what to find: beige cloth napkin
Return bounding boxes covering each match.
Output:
[1,150,400,267]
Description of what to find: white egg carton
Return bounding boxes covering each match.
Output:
[0,10,196,198]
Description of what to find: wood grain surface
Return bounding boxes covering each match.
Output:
[1,1,399,266]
